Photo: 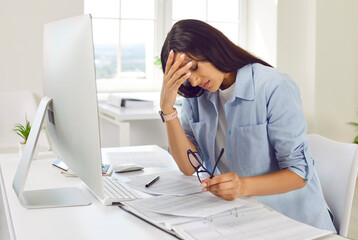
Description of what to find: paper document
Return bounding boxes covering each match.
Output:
[124,205,202,229]
[125,192,256,218]
[122,194,331,240]
[172,206,332,240]
[106,151,169,168]
[125,202,262,230]
[127,171,202,196]
[107,92,158,108]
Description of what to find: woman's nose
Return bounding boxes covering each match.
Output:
[188,75,200,87]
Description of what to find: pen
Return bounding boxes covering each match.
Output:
[145,176,160,188]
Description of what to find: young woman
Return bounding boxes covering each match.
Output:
[159,19,336,232]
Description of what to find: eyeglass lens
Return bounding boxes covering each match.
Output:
[187,148,225,182]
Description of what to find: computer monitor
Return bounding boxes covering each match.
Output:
[13,14,105,208]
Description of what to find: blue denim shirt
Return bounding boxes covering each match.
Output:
[180,63,336,232]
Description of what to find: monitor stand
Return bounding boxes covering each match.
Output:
[12,96,92,208]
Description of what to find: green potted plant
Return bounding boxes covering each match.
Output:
[12,116,38,157]
[348,121,358,144]
[154,56,162,70]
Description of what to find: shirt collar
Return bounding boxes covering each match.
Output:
[205,64,255,103]
[233,64,255,101]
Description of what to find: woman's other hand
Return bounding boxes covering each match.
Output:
[201,172,246,201]
[160,50,192,114]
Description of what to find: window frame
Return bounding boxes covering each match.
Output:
[89,0,247,93]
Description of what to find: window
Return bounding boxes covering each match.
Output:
[84,0,246,92]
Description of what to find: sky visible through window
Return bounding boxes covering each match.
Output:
[85,0,240,88]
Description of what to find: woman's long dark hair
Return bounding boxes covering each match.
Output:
[161,19,272,98]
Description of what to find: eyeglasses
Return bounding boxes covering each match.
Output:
[187,148,224,183]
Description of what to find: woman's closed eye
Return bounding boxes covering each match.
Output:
[192,64,198,71]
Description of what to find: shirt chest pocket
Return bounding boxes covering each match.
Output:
[231,122,275,176]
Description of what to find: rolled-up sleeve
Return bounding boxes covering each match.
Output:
[266,74,314,181]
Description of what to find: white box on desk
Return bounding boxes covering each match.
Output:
[107,94,154,108]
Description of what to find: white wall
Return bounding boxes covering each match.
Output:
[0,0,84,101]
[314,0,358,142]
[276,0,316,133]
[247,0,277,67]
[276,0,358,142]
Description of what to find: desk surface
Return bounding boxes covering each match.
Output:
[0,146,179,240]
[0,147,348,240]
[98,103,160,121]
[98,92,161,121]
[98,102,181,122]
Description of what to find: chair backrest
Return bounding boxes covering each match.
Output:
[0,91,50,153]
[308,134,358,237]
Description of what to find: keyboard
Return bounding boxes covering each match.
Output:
[102,176,140,205]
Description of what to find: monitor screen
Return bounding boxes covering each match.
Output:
[43,14,104,199]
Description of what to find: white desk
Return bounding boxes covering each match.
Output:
[0,146,179,240]
[98,103,168,147]
[0,147,348,240]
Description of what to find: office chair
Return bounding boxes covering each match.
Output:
[0,91,50,153]
[308,134,358,237]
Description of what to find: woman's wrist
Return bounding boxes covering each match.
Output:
[239,177,251,197]
[160,107,175,115]
[159,108,178,123]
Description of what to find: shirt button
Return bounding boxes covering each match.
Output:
[227,130,231,135]
[227,153,231,159]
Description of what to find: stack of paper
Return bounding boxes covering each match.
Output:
[172,205,332,240]
[121,172,333,240]
[126,171,201,196]
[126,192,254,218]
[123,193,332,240]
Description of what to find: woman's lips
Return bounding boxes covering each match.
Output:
[200,81,210,90]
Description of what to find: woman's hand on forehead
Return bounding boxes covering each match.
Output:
[174,52,194,68]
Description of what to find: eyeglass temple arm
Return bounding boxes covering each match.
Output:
[210,148,224,178]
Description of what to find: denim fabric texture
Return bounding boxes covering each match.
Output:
[179,63,337,232]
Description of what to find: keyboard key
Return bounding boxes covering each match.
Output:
[102,176,139,205]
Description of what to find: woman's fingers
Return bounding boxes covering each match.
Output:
[201,173,242,200]
[203,172,238,187]
[207,181,234,192]
[160,52,191,111]
[164,50,174,76]
[210,189,239,201]
[208,181,240,200]
[171,72,191,90]
[166,53,186,81]
[168,61,192,86]
[167,61,192,87]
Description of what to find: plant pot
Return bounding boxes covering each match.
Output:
[18,142,39,160]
